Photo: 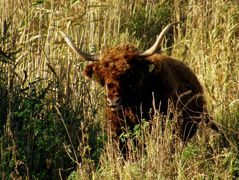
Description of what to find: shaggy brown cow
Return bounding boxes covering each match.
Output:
[61,23,215,153]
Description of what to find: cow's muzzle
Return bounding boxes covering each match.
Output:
[107,96,121,109]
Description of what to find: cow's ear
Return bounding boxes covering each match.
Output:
[84,63,104,85]
[84,64,94,78]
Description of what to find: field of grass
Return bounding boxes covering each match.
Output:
[0,0,238,179]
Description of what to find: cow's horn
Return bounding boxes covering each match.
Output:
[139,22,178,57]
[60,31,100,61]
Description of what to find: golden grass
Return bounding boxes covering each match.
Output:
[0,0,238,179]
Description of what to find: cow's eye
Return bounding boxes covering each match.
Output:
[106,83,114,89]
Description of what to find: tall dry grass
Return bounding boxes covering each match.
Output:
[0,0,238,179]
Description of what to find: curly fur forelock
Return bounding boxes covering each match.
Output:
[98,44,139,76]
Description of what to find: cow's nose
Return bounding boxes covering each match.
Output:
[107,97,121,107]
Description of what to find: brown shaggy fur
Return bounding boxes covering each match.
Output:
[84,44,211,153]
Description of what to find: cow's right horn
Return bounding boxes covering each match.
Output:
[60,31,100,61]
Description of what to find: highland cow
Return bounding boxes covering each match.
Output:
[61,23,215,154]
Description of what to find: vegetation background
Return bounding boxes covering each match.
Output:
[0,0,238,179]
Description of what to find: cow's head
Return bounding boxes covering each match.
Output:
[83,45,155,108]
[60,23,177,109]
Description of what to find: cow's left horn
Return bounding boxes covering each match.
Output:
[139,22,178,57]
[60,31,100,61]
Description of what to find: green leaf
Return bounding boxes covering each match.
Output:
[33,0,45,6]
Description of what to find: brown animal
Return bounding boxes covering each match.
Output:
[61,23,214,152]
